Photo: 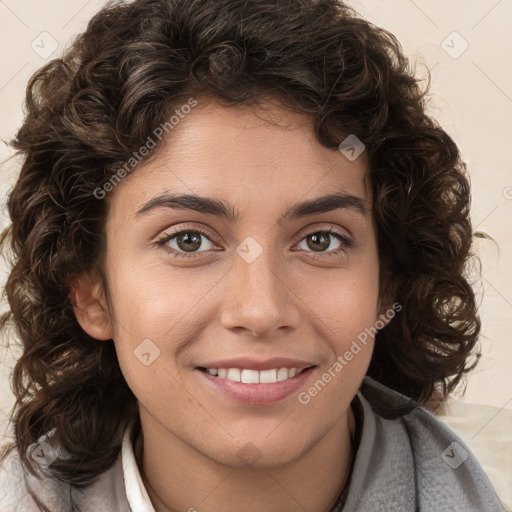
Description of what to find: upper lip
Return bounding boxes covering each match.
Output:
[198,357,316,371]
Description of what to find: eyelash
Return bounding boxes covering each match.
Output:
[153,226,354,260]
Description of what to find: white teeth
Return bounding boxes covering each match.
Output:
[226,368,241,382]
[205,367,304,383]
[277,368,289,381]
[259,369,278,383]
[241,369,259,384]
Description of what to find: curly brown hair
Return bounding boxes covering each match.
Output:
[0,0,482,506]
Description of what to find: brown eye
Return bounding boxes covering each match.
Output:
[175,232,203,252]
[155,229,217,257]
[297,230,350,254]
[305,232,332,252]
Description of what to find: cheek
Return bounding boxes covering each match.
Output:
[103,254,224,394]
[104,264,200,416]
[296,265,379,416]
[298,253,380,343]
[106,253,215,335]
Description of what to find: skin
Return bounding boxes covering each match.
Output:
[72,95,392,512]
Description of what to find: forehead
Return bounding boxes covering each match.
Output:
[111,96,371,215]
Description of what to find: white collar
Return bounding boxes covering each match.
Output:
[121,419,156,512]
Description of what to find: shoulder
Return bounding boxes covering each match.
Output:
[0,435,129,512]
[342,377,505,512]
[0,439,72,512]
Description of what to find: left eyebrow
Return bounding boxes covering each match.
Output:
[279,192,369,222]
[135,191,369,221]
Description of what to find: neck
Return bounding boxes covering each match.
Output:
[134,406,355,512]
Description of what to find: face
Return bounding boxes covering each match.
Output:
[77,96,387,468]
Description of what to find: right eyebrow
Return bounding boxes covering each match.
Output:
[135,193,238,221]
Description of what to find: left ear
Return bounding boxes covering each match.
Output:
[68,269,114,341]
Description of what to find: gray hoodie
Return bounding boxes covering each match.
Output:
[0,377,505,511]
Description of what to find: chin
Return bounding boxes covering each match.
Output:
[207,435,311,470]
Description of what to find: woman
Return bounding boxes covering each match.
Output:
[0,0,505,510]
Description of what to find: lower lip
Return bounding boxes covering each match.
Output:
[197,367,315,406]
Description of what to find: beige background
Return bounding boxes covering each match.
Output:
[0,0,511,506]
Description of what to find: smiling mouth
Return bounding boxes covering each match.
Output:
[198,367,313,384]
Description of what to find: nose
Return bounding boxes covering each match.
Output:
[219,247,301,338]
